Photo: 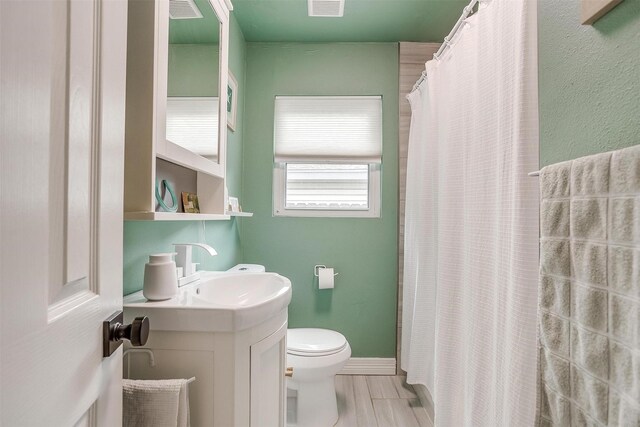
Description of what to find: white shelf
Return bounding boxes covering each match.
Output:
[225,211,254,217]
[124,211,230,221]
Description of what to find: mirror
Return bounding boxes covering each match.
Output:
[165,0,221,163]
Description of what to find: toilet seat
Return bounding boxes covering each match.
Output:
[287,328,347,357]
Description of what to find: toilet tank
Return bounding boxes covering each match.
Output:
[227,264,266,273]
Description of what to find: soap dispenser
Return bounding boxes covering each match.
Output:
[143,253,178,301]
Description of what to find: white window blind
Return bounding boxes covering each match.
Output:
[273,95,382,217]
[274,96,382,163]
[285,164,369,209]
[166,97,219,157]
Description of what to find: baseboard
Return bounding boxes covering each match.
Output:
[338,358,396,375]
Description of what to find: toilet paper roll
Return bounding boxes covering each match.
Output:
[318,268,335,289]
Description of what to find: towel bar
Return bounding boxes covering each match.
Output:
[124,348,156,367]
[124,348,156,379]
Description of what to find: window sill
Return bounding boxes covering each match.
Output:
[273,209,380,218]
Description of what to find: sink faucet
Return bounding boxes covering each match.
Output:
[173,243,217,286]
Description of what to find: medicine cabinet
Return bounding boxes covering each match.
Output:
[123,0,233,220]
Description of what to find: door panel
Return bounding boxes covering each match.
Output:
[0,0,128,425]
[49,0,96,311]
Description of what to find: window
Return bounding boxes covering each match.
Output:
[273,96,382,218]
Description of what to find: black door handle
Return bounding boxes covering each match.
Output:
[103,311,150,357]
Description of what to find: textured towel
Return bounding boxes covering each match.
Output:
[123,378,193,427]
[537,145,640,426]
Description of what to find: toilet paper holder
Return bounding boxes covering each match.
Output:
[314,265,339,277]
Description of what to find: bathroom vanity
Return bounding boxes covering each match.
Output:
[124,271,291,426]
[121,0,282,421]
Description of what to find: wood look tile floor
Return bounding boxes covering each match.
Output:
[334,376,433,427]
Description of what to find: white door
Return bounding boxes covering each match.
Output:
[0,0,128,425]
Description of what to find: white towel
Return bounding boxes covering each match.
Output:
[123,378,193,427]
[537,145,640,426]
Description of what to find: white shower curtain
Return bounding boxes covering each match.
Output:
[402,82,438,395]
[401,0,539,426]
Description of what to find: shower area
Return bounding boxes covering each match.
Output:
[399,0,539,425]
[399,0,640,425]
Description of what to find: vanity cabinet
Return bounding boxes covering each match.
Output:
[123,0,232,220]
[124,309,288,426]
[250,323,288,427]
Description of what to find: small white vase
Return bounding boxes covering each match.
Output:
[143,253,178,301]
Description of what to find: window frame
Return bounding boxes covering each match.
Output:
[272,95,383,218]
[273,162,381,218]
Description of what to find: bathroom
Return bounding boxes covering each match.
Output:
[1,0,639,425]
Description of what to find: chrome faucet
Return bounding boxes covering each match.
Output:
[173,243,217,286]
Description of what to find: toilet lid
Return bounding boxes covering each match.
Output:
[287,328,347,356]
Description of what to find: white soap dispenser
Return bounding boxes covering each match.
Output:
[143,253,178,301]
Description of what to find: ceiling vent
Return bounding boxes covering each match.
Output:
[308,0,344,17]
[169,0,203,20]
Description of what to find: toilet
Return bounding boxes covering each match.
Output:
[226,265,351,426]
[286,328,351,427]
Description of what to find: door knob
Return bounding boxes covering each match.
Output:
[112,316,150,346]
[103,311,150,357]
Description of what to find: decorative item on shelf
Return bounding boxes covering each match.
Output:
[155,179,179,212]
[224,185,229,212]
[228,196,240,213]
[182,192,200,213]
[227,72,238,131]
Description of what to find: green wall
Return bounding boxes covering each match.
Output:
[123,15,247,295]
[168,44,219,96]
[226,14,246,204]
[241,43,399,357]
[539,0,640,167]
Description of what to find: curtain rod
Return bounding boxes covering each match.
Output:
[410,0,479,93]
[434,0,479,60]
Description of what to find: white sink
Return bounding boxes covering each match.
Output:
[124,271,292,332]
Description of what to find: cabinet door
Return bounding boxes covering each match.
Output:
[250,321,287,427]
